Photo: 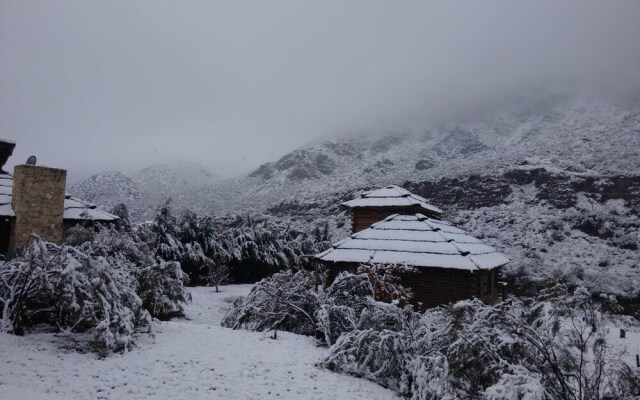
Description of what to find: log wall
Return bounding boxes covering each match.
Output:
[324,262,501,309]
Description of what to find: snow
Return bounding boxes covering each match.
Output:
[0,204,13,217]
[0,173,117,221]
[607,318,640,370]
[343,186,443,215]
[0,285,397,400]
[319,213,508,271]
[64,196,119,221]
[336,238,462,254]
[355,229,446,242]
[469,253,512,269]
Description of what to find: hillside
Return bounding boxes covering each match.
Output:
[70,161,219,221]
[188,94,639,212]
[68,93,640,299]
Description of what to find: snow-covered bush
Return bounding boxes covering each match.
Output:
[221,270,319,335]
[357,264,416,305]
[0,236,152,355]
[0,238,53,334]
[321,284,634,400]
[222,270,377,345]
[136,204,331,286]
[323,328,408,390]
[205,263,230,292]
[315,272,374,345]
[66,224,192,323]
[138,261,191,320]
[110,202,132,231]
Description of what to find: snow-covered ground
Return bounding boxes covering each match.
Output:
[0,285,397,400]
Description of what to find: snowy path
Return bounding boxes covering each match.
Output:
[0,285,397,400]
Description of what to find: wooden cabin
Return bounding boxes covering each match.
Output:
[317,187,509,308]
[342,185,443,233]
[0,139,118,256]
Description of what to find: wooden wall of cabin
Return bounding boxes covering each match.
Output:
[323,262,501,309]
[400,268,477,309]
[0,218,13,256]
[476,268,501,305]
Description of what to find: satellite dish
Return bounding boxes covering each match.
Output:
[26,155,37,165]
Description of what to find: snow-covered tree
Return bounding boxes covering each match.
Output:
[222,270,320,336]
[138,261,191,320]
[110,203,132,232]
[321,284,633,400]
[0,236,153,355]
[357,264,416,306]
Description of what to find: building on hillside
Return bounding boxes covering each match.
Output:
[342,185,443,233]
[0,139,118,256]
[316,186,509,308]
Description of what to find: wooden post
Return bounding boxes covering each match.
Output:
[636,354,639,368]
[620,329,625,339]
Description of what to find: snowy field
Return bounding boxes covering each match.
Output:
[0,285,397,400]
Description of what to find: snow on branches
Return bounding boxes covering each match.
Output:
[0,236,152,355]
[322,284,638,400]
[223,268,639,399]
[0,228,193,355]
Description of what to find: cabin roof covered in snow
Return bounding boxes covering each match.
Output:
[316,213,508,271]
[342,185,442,215]
[0,173,118,221]
[63,195,119,221]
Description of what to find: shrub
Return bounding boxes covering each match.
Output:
[222,270,377,346]
[321,285,634,400]
[0,236,152,355]
[138,261,191,320]
[222,270,319,335]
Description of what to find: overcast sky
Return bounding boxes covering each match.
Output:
[2,1,640,177]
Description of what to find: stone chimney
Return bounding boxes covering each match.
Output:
[9,164,67,249]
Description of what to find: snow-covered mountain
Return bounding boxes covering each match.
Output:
[70,161,219,221]
[188,94,640,212]
[69,171,142,206]
[69,93,640,299]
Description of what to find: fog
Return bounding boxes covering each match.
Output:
[2,1,640,177]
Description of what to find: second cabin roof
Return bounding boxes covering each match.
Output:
[341,185,443,215]
[316,213,509,271]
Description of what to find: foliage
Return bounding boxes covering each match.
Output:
[221,270,376,346]
[221,270,320,336]
[110,202,132,231]
[321,284,635,400]
[0,236,152,355]
[141,203,330,285]
[357,264,416,305]
[1,222,194,355]
[138,261,191,320]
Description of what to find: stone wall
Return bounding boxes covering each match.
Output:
[10,164,66,249]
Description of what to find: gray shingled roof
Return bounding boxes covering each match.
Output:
[342,185,442,215]
[317,213,508,271]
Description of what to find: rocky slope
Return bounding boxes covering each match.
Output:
[70,161,218,221]
[69,93,640,299]
[189,94,640,213]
